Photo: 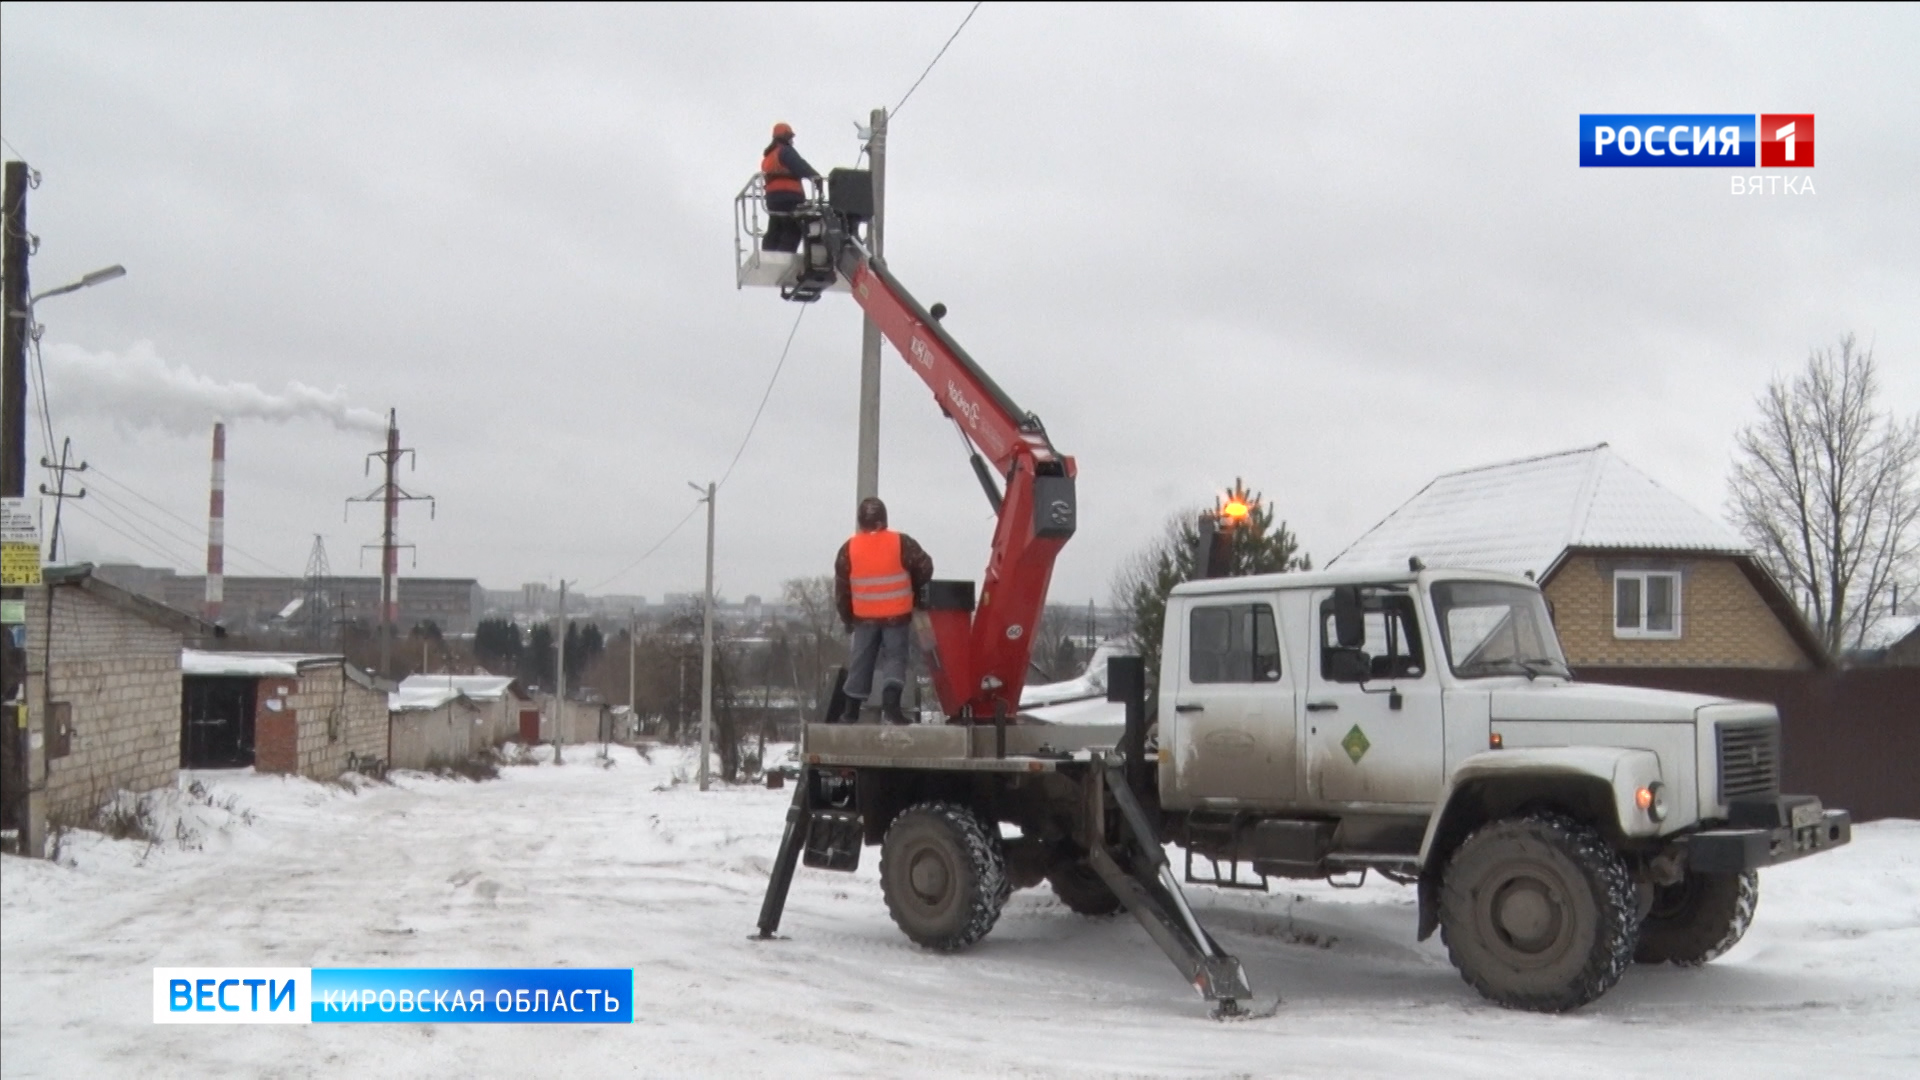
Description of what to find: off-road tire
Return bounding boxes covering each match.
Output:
[880,802,1010,952]
[1046,859,1124,916]
[1635,870,1758,966]
[1440,813,1638,1012]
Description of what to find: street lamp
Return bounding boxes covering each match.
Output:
[28,264,126,305]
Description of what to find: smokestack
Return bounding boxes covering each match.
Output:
[205,422,225,624]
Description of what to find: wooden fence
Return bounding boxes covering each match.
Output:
[1574,666,1920,822]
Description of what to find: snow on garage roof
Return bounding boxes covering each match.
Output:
[397,674,520,701]
[1330,443,1748,579]
[389,686,471,712]
[182,649,343,677]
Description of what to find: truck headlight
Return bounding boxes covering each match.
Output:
[1636,782,1668,823]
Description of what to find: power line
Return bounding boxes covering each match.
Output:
[0,136,26,162]
[718,305,807,490]
[81,486,216,567]
[28,331,56,462]
[590,303,810,593]
[586,503,702,594]
[64,501,193,571]
[893,1,985,116]
[86,466,299,577]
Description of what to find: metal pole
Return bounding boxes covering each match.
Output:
[855,107,887,504]
[555,580,567,764]
[698,481,716,791]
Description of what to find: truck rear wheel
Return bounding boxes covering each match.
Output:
[1635,870,1757,966]
[1439,814,1637,1012]
[880,802,1010,952]
[1046,859,1123,916]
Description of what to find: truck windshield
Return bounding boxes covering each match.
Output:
[1430,581,1570,680]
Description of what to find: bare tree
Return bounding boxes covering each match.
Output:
[1728,335,1920,654]
[781,575,846,716]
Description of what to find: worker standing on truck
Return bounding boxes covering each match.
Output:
[760,122,820,253]
[834,497,934,724]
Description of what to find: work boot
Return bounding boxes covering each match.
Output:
[838,695,866,724]
[881,685,909,725]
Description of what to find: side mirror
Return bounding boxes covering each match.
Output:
[1332,586,1365,649]
[1327,648,1370,683]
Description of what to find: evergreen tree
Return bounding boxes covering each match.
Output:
[473,618,523,674]
[1112,479,1309,688]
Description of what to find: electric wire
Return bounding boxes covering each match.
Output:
[64,501,195,571]
[590,301,810,592]
[586,504,702,594]
[892,1,985,116]
[80,486,220,566]
[85,467,300,577]
[717,304,806,491]
[77,488,207,568]
[29,332,57,463]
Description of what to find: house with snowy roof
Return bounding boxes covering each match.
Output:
[1330,444,1826,671]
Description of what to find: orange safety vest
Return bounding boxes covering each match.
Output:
[848,530,913,619]
[762,147,803,197]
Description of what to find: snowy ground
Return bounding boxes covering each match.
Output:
[3,747,1917,1079]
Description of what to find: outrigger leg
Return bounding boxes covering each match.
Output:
[1082,756,1264,1019]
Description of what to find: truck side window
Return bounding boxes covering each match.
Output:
[1319,592,1425,680]
[1189,603,1281,684]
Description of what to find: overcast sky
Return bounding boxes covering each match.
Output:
[3,3,1915,610]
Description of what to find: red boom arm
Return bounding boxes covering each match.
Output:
[839,248,1076,721]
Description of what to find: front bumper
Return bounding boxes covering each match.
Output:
[1680,795,1852,874]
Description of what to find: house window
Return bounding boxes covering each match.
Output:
[1614,571,1681,639]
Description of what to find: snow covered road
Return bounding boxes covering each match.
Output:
[3,748,1916,1078]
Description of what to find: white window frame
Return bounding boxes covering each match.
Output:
[1613,570,1682,639]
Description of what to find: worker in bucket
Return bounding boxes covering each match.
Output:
[834,497,933,724]
[759,121,820,253]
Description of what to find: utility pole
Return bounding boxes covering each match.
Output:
[627,612,636,719]
[37,438,86,563]
[689,481,717,790]
[855,107,887,504]
[2,159,32,853]
[554,579,570,764]
[2,161,28,507]
[347,410,433,678]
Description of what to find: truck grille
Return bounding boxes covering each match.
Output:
[1717,721,1780,801]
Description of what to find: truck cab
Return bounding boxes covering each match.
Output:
[1160,565,1850,1010]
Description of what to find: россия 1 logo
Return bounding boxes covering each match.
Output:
[1580,114,1814,167]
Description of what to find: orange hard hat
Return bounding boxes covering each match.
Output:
[772,122,795,139]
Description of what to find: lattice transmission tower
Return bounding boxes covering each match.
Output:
[301,534,333,648]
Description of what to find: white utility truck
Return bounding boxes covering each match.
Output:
[734,164,1850,1017]
[757,565,1851,1017]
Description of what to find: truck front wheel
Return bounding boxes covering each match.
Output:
[880,802,1010,952]
[1635,870,1757,966]
[1439,814,1638,1012]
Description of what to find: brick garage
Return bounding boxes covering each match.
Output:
[396,674,530,747]
[19,567,216,830]
[182,651,389,779]
[388,687,488,771]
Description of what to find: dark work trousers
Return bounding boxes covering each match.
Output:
[763,190,804,253]
[844,621,909,701]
